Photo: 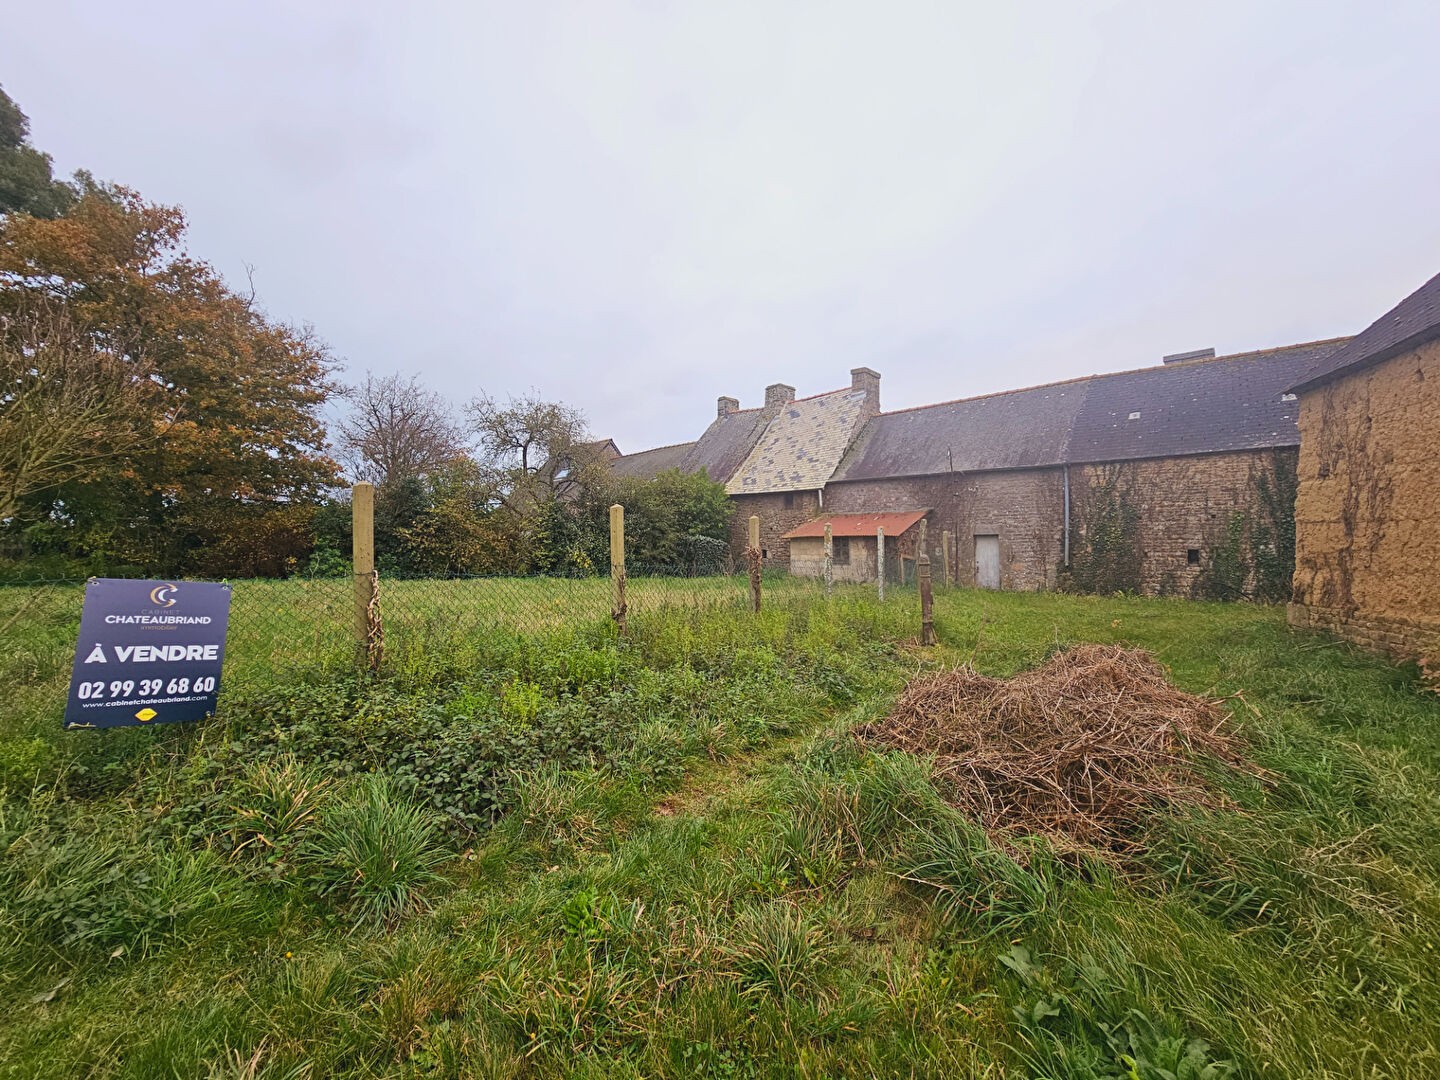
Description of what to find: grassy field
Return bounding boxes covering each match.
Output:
[1,578,1438,1078]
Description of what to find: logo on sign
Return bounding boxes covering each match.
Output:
[149,583,179,607]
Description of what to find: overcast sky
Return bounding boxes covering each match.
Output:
[6,1,1440,452]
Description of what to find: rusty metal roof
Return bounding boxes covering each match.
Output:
[1291,270,1440,392]
[782,509,929,539]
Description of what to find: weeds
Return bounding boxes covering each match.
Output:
[1,585,1438,1077]
[304,774,450,929]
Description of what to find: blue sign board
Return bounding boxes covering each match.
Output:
[63,578,232,730]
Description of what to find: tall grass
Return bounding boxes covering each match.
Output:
[1,581,1437,1077]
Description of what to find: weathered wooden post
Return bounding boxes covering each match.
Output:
[912,519,926,587]
[823,522,834,598]
[610,503,627,633]
[876,526,886,602]
[352,481,383,672]
[918,549,937,646]
[748,514,762,613]
[941,529,952,586]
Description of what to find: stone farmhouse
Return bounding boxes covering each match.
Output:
[1288,271,1440,664]
[605,340,1352,595]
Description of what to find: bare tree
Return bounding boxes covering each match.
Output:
[337,372,468,488]
[0,303,150,523]
[467,389,606,511]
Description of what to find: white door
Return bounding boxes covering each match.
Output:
[975,534,1001,589]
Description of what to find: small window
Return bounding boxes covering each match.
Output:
[1127,411,1142,421]
[1187,548,1201,565]
[832,536,851,566]
[783,492,795,510]
[761,548,769,560]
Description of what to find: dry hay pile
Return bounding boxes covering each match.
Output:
[858,644,1248,856]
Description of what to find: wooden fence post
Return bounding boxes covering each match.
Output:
[918,548,937,645]
[941,529,952,586]
[610,503,627,633]
[748,514,762,613]
[876,526,885,602]
[352,481,383,671]
[823,522,834,598]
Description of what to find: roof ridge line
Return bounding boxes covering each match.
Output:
[790,385,861,403]
[873,337,1353,419]
[614,438,697,458]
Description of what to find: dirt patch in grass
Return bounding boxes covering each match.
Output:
[858,644,1252,857]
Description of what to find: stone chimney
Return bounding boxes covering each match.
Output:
[764,383,796,412]
[717,395,739,418]
[1162,348,1215,365]
[850,367,881,415]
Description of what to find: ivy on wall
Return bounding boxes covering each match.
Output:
[1064,466,1144,595]
[1062,453,1299,602]
[1194,454,1298,602]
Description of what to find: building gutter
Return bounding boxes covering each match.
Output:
[1062,463,1071,568]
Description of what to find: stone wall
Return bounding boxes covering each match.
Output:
[1288,603,1440,665]
[789,535,882,582]
[728,490,822,566]
[721,447,1301,598]
[823,470,1063,590]
[817,449,1294,595]
[1069,448,1297,597]
[1289,339,1440,662]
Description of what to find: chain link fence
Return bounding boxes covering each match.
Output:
[1,576,355,699]
[0,564,844,698]
[2,502,945,721]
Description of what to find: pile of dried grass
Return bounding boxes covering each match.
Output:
[858,644,1248,856]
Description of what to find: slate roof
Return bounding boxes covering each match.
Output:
[831,380,1085,482]
[725,388,874,495]
[1291,270,1440,393]
[606,440,696,480]
[832,338,1349,483]
[680,407,773,483]
[782,510,929,539]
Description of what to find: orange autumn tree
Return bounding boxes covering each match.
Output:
[0,187,341,574]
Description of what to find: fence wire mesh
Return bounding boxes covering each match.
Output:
[2,564,860,718]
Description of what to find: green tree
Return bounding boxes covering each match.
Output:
[466,390,611,569]
[0,189,340,572]
[0,86,76,219]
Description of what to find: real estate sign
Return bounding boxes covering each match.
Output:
[63,578,232,730]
